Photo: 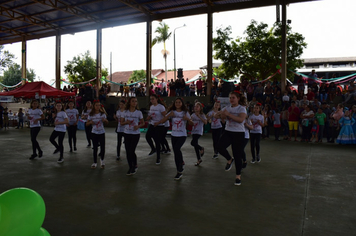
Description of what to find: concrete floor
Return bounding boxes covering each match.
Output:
[0,127,355,236]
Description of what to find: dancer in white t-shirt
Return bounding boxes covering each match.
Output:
[190,102,207,166]
[207,101,223,159]
[65,100,79,152]
[87,100,108,169]
[50,101,69,164]
[121,97,145,175]
[216,92,247,186]
[114,99,126,161]
[27,100,45,160]
[156,97,194,180]
[248,104,264,163]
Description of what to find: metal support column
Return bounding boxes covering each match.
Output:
[146,20,152,97]
[207,8,213,97]
[55,32,61,89]
[96,28,102,98]
[281,0,287,93]
[21,36,27,85]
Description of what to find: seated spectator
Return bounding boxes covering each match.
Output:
[254,83,264,101]
[300,95,309,107]
[344,80,356,104]
[319,83,328,102]
[306,88,315,101]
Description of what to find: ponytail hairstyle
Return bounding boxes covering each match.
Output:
[168,97,187,113]
[117,99,126,110]
[125,97,139,111]
[30,99,39,109]
[66,99,75,109]
[84,100,92,113]
[90,99,107,116]
[210,100,221,113]
[229,91,247,106]
[254,102,262,114]
[54,100,64,113]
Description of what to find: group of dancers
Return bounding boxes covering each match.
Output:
[27,92,266,185]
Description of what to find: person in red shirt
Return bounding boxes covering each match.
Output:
[288,101,300,141]
[196,77,203,96]
[306,88,315,101]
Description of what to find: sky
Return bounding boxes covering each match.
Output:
[2,0,356,85]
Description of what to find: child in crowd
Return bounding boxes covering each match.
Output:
[243,117,253,169]
[351,105,356,135]
[87,100,109,169]
[156,97,193,180]
[190,102,207,166]
[50,101,69,164]
[121,97,144,175]
[27,100,45,160]
[249,103,264,163]
[272,108,281,141]
[114,99,126,161]
[16,108,24,129]
[309,119,319,143]
[207,101,223,159]
[315,108,326,142]
[336,109,356,144]
[65,100,79,152]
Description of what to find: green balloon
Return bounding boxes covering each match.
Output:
[276,65,281,70]
[36,227,51,236]
[0,188,46,236]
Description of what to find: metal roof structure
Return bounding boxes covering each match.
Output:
[0,0,318,45]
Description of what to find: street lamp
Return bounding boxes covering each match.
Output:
[173,24,186,81]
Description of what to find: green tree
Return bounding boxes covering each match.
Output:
[64,50,108,83]
[0,45,15,71]
[152,22,172,82]
[213,20,307,80]
[2,63,36,86]
[129,70,146,83]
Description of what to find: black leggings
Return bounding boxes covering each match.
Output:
[67,125,77,149]
[146,125,165,160]
[30,127,42,155]
[302,125,312,141]
[171,136,186,173]
[191,134,203,160]
[84,122,92,146]
[242,138,249,162]
[217,131,244,175]
[92,133,105,163]
[211,128,222,154]
[161,127,170,151]
[124,133,140,170]
[117,132,124,157]
[250,133,261,160]
[49,130,65,157]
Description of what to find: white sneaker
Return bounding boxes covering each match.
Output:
[100,159,105,168]
[91,163,97,169]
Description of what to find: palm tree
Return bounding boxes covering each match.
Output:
[152,22,172,82]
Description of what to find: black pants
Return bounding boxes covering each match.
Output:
[84,122,92,146]
[217,131,244,175]
[145,125,165,160]
[67,125,77,149]
[161,127,170,151]
[49,130,65,157]
[242,138,249,162]
[117,132,124,157]
[250,133,261,160]
[211,128,222,154]
[30,127,42,155]
[302,125,312,141]
[92,133,105,163]
[191,134,203,161]
[124,133,140,170]
[171,136,186,173]
[274,127,281,140]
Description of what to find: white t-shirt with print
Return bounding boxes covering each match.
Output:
[28,108,43,128]
[244,119,252,139]
[65,108,79,125]
[88,113,107,134]
[149,104,165,126]
[249,114,264,134]
[81,109,91,122]
[54,111,68,132]
[164,120,170,128]
[115,109,125,133]
[167,110,191,137]
[123,110,143,135]
[207,110,222,129]
[191,113,207,136]
[223,105,247,132]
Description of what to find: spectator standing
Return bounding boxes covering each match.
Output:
[189,81,196,96]
[288,101,300,141]
[300,105,314,142]
[315,107,326,142]
[16,108,24,129]
[196,77,203,96]
[308,69,318,88]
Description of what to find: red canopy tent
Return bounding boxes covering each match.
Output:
[0,81,75,98]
